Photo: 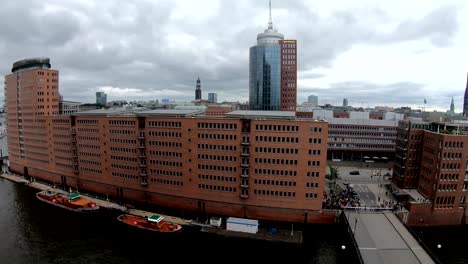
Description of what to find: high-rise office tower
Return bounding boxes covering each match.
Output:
[464,74,468,117]
[6,57,60,161]
[195,77,202,100]
[96,91,107,105]
[249,1,297,111]
[343,98,349,107]
[308,95,318,106]
[208,93,218,103]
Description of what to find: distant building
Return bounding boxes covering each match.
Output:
[464,74,468,117]
[447,97,456,116]
[208,93,218,103]
[195,77,202,100]
[450,97,455,112]
[343,98,348,107]
[308,95,318,106]
[79,104,100,112]
[59,100,80,116]
[205,104,235,116]
[249,2,297,111]
[327,118,398,161]
[96,92,107,105]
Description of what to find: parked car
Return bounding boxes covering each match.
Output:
[349,171,360,175]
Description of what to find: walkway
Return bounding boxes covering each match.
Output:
[344,210,435,264]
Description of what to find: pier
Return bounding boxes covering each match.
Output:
[344,209,436,264]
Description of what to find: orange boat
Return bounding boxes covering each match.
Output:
[117,214,182,232]
[36,190,99,212]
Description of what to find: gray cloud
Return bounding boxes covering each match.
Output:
[0,0,461,107]
[299,80,458,111]
[381,5,458,46]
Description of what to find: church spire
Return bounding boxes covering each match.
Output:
[195,77,202,100]
[450,96,455,112]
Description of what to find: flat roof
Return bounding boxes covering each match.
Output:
[74,108,135,116]
[402,189,429,203]
[12,57,51,72]
[226,110,295,120]
[138,109,205,117]
[328,118,398,126]
[60,100,81,104]
[227,217,259,226]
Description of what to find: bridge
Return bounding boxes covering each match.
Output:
[343,209,436,264]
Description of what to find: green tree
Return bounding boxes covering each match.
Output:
[328,165,339,180]
[327,165,339,190]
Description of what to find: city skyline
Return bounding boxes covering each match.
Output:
[0,0,467,111]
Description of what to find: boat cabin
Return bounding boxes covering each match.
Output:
[147,215,164,224]
[68,193,80,200]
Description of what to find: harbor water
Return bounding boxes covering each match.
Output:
[0,179,360,264]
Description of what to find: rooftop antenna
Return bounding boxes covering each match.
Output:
[268,0,273,29]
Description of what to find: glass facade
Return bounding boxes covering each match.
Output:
[249,44,281,111]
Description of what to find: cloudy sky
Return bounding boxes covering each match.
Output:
[1,0,467,111]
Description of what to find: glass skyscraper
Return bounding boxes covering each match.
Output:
[250,45,281,110]
[249,2,297,111]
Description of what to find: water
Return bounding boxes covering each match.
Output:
[413,226,468,264]
[0,179,360,264]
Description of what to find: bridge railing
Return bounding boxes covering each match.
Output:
[340,211,364,264]
[342,206,394,211]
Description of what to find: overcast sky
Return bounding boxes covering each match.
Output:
[1,0,467,112]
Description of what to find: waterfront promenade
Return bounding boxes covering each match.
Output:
[344,210,435,264]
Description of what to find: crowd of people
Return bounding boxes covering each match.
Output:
[322,189,361,209]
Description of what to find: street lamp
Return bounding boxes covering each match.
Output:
[354,218,358,234]
[378,184,381,202]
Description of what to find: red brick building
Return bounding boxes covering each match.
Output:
[393,119,468,225]
[280,40,297,112]
[327,119,398,161]
[6,58,335,224]
[393,120,430,189]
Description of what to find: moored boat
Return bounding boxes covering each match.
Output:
[117,214,182,232]
[36,190,99,212]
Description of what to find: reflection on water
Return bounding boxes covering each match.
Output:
[0,179,360,264]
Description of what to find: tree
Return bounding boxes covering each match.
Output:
[328,165,339,180]
[327,165,340,190]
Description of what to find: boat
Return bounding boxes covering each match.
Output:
[117,214,182,232]
[36,190,99,212]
